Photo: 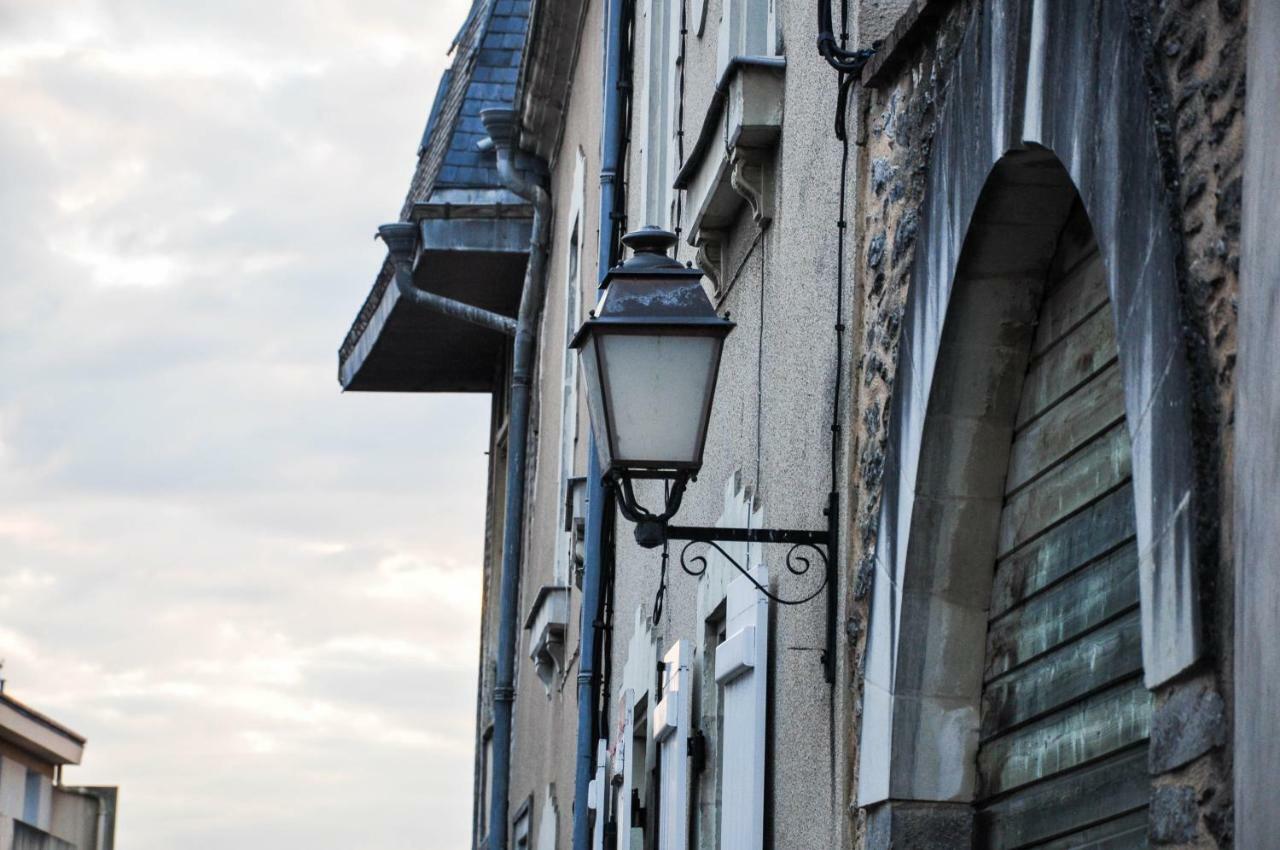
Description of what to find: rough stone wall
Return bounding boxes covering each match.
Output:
[844,8,975,846]
[1123,0,1247,844]
[843,1,1245,846]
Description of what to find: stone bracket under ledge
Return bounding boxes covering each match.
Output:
[523,585,570,696]
[674,56,785,294]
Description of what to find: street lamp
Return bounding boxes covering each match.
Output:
[572,226,840,680]
[570,227,732,545]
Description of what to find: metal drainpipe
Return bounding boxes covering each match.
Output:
[572,0,627,848]
[94,792,107,850]
[480,106,552,850]
[379,108,549,850]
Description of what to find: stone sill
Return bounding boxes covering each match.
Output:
[674,56,785,291]
[860,0,959,89]
[524,585,570,694]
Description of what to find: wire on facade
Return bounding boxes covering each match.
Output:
[652,481,671,623]
[830,0,855,498]
[754,227,766,523]
[674,0,689,259]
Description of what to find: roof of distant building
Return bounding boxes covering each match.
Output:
[0,691,86,766]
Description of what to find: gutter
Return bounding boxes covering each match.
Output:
[378,108,550,850]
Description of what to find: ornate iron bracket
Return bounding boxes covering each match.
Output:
[619,480,840,683]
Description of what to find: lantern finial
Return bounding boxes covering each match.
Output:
[621,226,679,258]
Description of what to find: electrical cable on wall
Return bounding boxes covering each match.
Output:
[753,226,766,559]
[674,0,689,259]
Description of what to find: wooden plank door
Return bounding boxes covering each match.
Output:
[976,212,1150,849]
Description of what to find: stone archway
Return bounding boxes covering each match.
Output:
[856,0,1201,845]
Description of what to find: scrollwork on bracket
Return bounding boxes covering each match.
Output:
[676,537,827,606]
[695,232,724,293]
[730,146,773,226]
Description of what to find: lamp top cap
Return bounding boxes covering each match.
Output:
[622,226,678,254]
[616,226,686,273]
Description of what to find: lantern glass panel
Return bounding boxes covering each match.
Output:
[596,331,720,467]
[578,334,614,469]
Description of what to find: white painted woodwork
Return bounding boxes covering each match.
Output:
[536,787,559,850]
[588,739,607,850]
[621,607,657,721]
[611,690,635,850]
[696,472,764,653]
[655,641,692,850]
[553,152,586,586]
[715,565,769,850]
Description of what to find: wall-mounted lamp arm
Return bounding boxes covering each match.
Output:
[620,477,840,683]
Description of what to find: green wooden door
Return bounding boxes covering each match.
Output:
[975,203,1150,848]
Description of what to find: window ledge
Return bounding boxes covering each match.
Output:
[523,585,570,695]
[674,56,785,291]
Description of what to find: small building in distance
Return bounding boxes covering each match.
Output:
[0,690,116,850]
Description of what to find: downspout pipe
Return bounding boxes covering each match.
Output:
[481,106,552,850]
[378,107,549,850]
[573,0,627,848]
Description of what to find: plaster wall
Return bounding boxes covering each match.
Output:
[48,791,95,850]
[504,1,606,847]
[0,760,25,824]
[1234,0,1280,843]
[610,0,861,847]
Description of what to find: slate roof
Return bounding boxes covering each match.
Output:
[338,0,532,381]
[404,0,531,210]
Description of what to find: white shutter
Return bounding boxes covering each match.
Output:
[716,566,769,850]
[654,640,692,850]
[612,690,635,850]
[587,739,608,850]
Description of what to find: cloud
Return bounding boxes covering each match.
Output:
[0,2,487,849]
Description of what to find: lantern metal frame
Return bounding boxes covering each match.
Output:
[573,227,840,682]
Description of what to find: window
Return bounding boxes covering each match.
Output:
[513,800,532,850]
[714,569,768,850]
[717,0,777,76]
[696,613,727,850]
[641,0,678,227]
[478,727,494,844]
[654,641,692,850]
[613,692,652,850]
[555,217,583,585]
[23,768,41,825]
[536,788,558,850]
[616,609,660,850]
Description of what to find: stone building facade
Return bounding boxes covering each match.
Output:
[337,0,1277,847]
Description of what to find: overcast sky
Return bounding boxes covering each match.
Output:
[0,1,489,848]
